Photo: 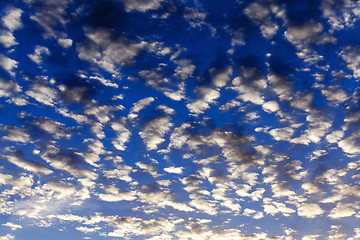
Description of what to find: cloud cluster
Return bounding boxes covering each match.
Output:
[0,0,360,239]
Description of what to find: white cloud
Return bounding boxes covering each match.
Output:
[0,77,21,97]
[302,182,322,194]
[2,7,23,32]
[321,0,360,30]
[139,116,173,150]
[53,214,87,222]
[322,87,348,103]
[103,165,133,182]
[98,185,137,202]
[2,222,22,230]
[262,100,280,112]
[2,126,30,143]
[6,153,52,175]
[187,87,220,115]
[76,226,100,233]
[340,45,360,78]
[297,203,324,218]
[173,59,196,80]
[263,198,295,216]
[26,83,58,107]
[329,203,357,218]
[88,75,119,88]
[0,234,14,240]
[128,97,155,120]
[284,21,324,44]
[268,73,293,101]
[77,28,147,74]
[111,119,131,151]
[42,181,77,198]
[189,197,217,215]
[290,91,313,112]
[28,46,50,65]
[230,76,266,105]
[183,7,207,28]
[269,127,294,141]
[120,0,164,12]
[164,166,183,174]
[0,54,18,76]
[0,30,17,48]
[302,235,321,240]
[244,1,279,39]
[136,161,158,178]
[57,38,73,48]
[291,113,332,145]
[338,129,360,154]
[326,130,344,143]
[210,67,233,88]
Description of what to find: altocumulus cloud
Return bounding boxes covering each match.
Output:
[0,0,360,239]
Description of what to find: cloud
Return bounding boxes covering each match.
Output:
[329,203,357,218]
[326,130,344,143]
[24,0,71,38]
[269,127,294,141]
[103,164,133,182]
[57,38,73,48]
[27,46,50,65]
[210,66,233,88]
[321,87,348,103]
[2,222,22,231]
[164,166,183,174]
[263,198,295,217]
[339,45,360,78]
[0,234,14,240]
[187,87,220,115]
[1,7,23,32]
[0,54,18,76]
[284,21,324,44]
[244,1,279,39]
[0,30,17,48]
[119,0,164,12]
[139,116,173,150]
[4,149,52,175]
[128,97,155,120]
[321,0,360,30]
[262,100,280,112]
[26,82,58,107]
[229,72,266,105]
[338,129,360,154]
[0,77,21,97]
[297,203,324,218]
[136,162,159,178]
[98,185,137,202]
[189,196,217,215]
[2,125,30,143]
[76,226,100,233]
[173,59,196,80]
[77,28,147,74]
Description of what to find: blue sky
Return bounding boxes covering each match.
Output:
[0,0,360,239]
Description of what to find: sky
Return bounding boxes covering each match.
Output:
[0,0,360,239]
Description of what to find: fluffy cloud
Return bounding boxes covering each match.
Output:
[1,7,23,31]
[329,203,357,218]
[77,28,147,74]
[187,87,220,115]
[139,116,173,150]
[119,0,164,12]
[0,54,18,76]
[297,203,324,218]
[27,46,50,65]
[340,45,360,78]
